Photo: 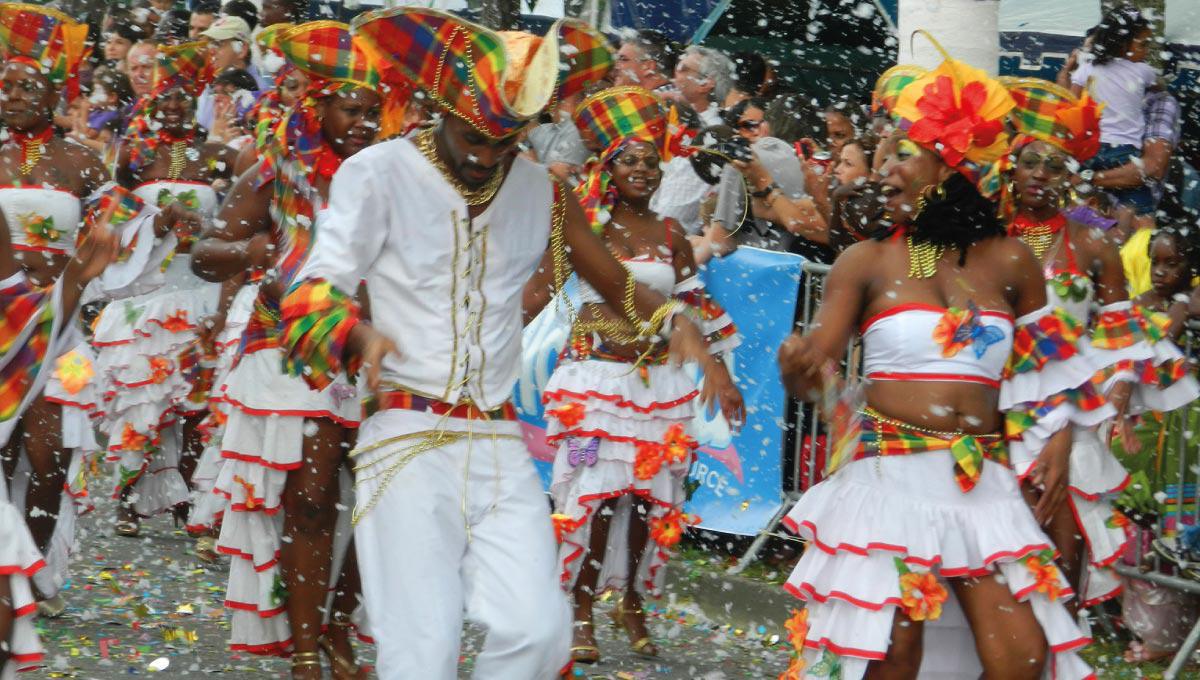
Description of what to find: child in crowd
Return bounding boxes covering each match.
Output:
[1070,4,1160,214]
[67,67,135,156]
[1117,225,1200,663]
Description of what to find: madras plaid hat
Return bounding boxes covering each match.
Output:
[1002,77,1103,162]
[0,3,88,95]
[872,64,926,116]
[153,41,212,98]
[574,86,667,159]
[351,7,612,139]
[891,33,1014,186]
[275,20,380,91]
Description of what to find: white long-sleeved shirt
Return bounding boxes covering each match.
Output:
[298,137,553,411]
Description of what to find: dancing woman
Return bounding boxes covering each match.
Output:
[526,87,743,664]
[190,21,394,678]
[0,3,114,616]
[92,40,234,537]
[776,52,1104,678]
[995,78,1199,607]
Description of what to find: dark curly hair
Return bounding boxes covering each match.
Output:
[875,172,1005,266]
[1147,219,1200,283]
[1090,4,1151,65]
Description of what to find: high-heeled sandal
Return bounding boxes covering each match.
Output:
[609,599,658,658]
[570,620,600,664]
[290,651,322,676]
[320,614,369,679]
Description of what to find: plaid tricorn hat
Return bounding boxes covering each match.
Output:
[275,20,381,91]
[152,41,212,98]
[1002,77,1103,162]
[0,3,88,99]
[351,7,612,139]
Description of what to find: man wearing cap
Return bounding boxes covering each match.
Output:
[196,15,267,130]
[275,8,718,679]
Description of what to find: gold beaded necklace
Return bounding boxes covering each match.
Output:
[19,137,42,176]
[906,236,944,279]
[1016,223,1056,260]
[167,141,187,180]
[415,128,505,206]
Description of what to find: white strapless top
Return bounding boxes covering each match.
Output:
[133,180,219,217]
[862,303,1015,388]
[577,257,676,305]
[0,186,82,254]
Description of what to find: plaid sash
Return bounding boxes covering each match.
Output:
[364,387,516,421]
[854,407,1009,493]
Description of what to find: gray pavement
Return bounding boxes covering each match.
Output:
[28,498,792,679]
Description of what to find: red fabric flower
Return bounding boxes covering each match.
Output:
[148,356,173,385]
[778,608,809,680]
[649,509,698,548]
[119,424,150,452]
[908,76,1004,169]
[898,569,948,621]
[634,441,665,480]
[550,513,581,543]
[662,423,697,465]
[160,310,191,333]
[549,402,586,428]
[1025,553,1063,601]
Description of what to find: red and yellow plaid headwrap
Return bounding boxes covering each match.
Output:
[573,87,671,235]
[1003,77,1104,163]
[0,3,88,101]
[890,32,1014,189]
[351,7,612,139]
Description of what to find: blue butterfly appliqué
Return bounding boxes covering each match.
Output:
[567,437,600,467]
[952,302,1006,359]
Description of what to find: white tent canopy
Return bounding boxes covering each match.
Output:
[999,0,1200,45]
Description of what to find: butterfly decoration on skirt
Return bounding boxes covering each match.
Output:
[933,301,1006,359]
[567,437,600,467]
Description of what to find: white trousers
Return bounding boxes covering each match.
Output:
[354,413,571,680]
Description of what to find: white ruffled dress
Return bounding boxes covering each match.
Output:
[211,299,362,656]
[548,267,737,597]
[1019,261,1200,606]
[783,303,1110,679]
[92,181,221,517]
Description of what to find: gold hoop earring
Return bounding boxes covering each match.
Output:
[913,182,945,219]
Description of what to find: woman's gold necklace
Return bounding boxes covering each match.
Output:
[415,128,505,206]
[1016,223,1056,260]
[906,236,944,279]
[167,141,187,180]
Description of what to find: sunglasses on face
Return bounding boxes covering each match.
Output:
[737,119,763,131]
[1017,152,1069,175]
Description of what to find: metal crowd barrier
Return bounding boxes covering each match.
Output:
[733,261,847,572]
[1114,321,1200,679]
[733,264,1200,678]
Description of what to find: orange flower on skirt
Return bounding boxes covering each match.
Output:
[550,513,580,543]
[233,475,258,510]
[160,310,191,333]
[649,509,698,548]
[662,423,697,465]
[1025,552,1063,601]
[148,356,173,384]
[634,441,665,480]
[119,423,150,452]
[54,350,94,395]
[897,566,948,622]
[549,402,586,428]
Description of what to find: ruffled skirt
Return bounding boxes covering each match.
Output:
[0,496,45,678]
[546,358,699,597]
[94,254,219,513]
[783,452,1093,679]
[212,348,361,655]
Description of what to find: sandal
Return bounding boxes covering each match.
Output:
[319,613,369,679]
[609,598,658,658]
[194,536,219,563]
[570,620,600,664]
[37,594,67,618]
[115,519,140,538]
[290,651,322,678]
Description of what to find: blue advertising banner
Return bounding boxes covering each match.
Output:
[514,247,804,536]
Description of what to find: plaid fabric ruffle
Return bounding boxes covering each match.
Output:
[279,279,361,390]
[1005,383,1108,440]
[83,184,148,263]
[0,276,56,421]
[237,296,281,357]
[1004,307,1086,378]
[674,286,737,349]
[1091,305,1169,350]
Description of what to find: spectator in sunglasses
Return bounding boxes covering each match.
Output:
[724,98,770,144]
